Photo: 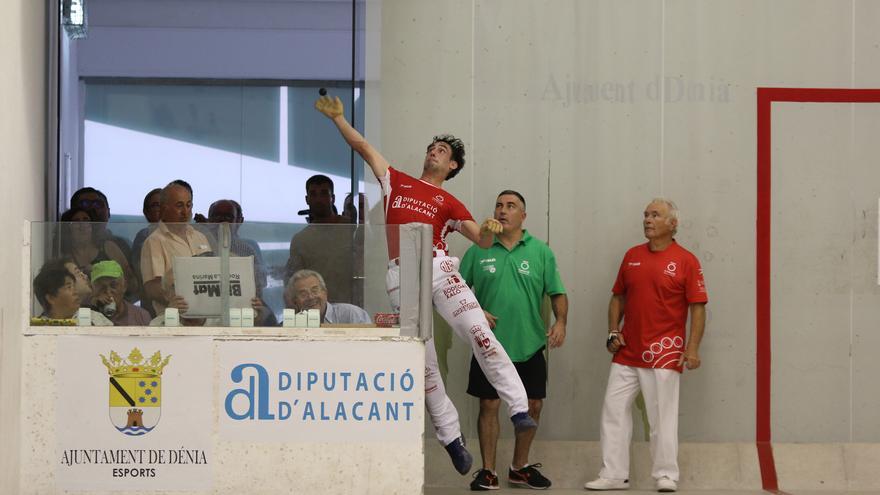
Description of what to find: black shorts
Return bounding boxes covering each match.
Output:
[467,347,547,400]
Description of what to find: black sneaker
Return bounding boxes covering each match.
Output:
[444,436,473,475]
[510,412,538,433]
[508,463,551,489]
[470,469,500,490]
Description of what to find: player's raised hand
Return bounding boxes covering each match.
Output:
[315,95,344,119]
[480,218,503,235]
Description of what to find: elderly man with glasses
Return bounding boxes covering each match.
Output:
[284,269,369,325]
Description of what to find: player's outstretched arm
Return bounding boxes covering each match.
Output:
[315,95,390,179]
[459,218,502,249]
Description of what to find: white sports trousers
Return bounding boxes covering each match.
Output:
[386,254,529,445]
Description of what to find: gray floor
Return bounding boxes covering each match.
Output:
[426,490,880,494]
[426,490,763,494]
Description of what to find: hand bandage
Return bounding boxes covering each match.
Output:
[315,96,344,118]
[481,218,503,235]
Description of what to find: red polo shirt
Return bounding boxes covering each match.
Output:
[611,241,708,372]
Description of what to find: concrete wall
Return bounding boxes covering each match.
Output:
[373,0,880,443]
[0,0,46,491]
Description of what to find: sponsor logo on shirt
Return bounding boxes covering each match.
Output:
[469,324,492,351]
[443,284,464,298]
[452,299,479,318]
[517,260,530,275]
[664,261,677,277]
[628,262,641,267]
[440,260,455,273]
[432,194,445,204]
[446,274,462,285]
[482,264,496,273]
[641,336,684,368]
[390,195,438,218]
[400,184,413,188]
[479,258,496,264]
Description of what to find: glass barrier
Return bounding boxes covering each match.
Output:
[28,221,433,336]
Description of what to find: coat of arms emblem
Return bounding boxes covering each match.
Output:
[100,347,171,436]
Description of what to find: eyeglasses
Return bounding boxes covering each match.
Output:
[77,199,105,209]
[295,286,324,299]
[209,213,238,223]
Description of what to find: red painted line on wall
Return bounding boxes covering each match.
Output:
[756,88,776,492]
[756,87,880,494]
[755,442,780,492]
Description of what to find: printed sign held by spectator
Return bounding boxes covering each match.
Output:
[172,256,256,317]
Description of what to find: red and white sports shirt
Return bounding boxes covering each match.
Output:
[379,167,474,259]
[611,241,708,372]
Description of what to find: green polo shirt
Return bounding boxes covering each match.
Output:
[460,230,566,362]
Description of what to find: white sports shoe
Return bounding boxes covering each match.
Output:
[584,477,630,490]
[656,476,677,492]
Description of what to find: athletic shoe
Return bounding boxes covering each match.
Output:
[509,463,551,489]
[510,412,538,433]
[583,477,630,490]
[470,469,500,490]
[444,436,473,475]
[656,476,677,492]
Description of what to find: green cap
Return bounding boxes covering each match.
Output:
[90,260,123,283]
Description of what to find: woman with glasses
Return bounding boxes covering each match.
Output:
[57,207,141,301]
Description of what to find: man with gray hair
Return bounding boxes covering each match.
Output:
[140,180,211,314]
[585,198,708,493]
[284,269,370,325]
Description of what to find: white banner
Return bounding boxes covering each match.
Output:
[56,336,213,491]
[172,256,256,317]
[218,340,424,442]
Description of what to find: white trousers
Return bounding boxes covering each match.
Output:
[387,256,529,445]
[598,363,681,482]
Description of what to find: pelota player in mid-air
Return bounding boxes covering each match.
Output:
[315,94,537,476]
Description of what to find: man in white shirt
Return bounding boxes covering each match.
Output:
[285,269,370,325]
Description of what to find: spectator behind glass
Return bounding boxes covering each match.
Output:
[32,263,112,325]
[58,208,140,299]
[285,269,369,325]
[303,174,349,224]
[343,192,366,224]
[60,257,92,302]
[70,187,133,259]
[90,260,152,326]
[140,180,212,314]
[131,188,162,316]
[42,257,93,302]
[132,188,162,265]
[204,199,268,295]
[284,175,363,306]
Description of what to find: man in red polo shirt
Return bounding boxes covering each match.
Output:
[315,95,535,477]
[585,198,707,493]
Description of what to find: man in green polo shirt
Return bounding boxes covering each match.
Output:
[460,190,568,491]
